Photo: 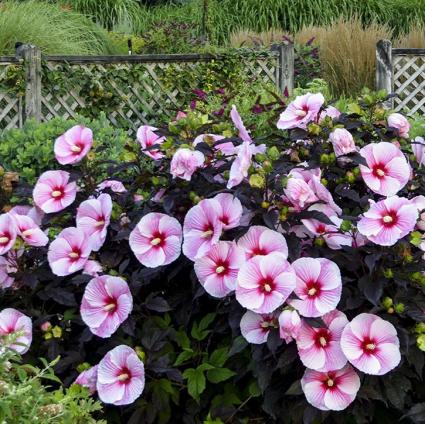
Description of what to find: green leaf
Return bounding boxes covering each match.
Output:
[209,348,229,368]
[183,367,206,401]
[248,381,262,397]
[174,349,194,366]
[198,313,216,331]
[206,368,236,384]
[174,329,191,349]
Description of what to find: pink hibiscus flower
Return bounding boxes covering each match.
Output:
[182,199,223,261]
[319,106,341,123]
[240,310,278,344]
[129,212,182,268]
[231,105,252,142]
[301,364,360,411]
[81,275,133,338]
[97,345,145,406]
[359,142,410,196]
[75,365,98,394]
[47,227,92,276]
[212,193,243,230]
[193,134,235,156]
[83,260,103,277]
[97,180,127,193]
[387,113,410,138]
[288,257,342,318]
[170,148,205,181]
[0,213,17,255]
[357,196,417,246]
[237,226,288,260]
[194,241,245,298]
[329,128,356,157]
[412,136,425,166]
[12,214,48,247]
[9,205,44,226]
[33,170,77,213]
[136,125,166,160]
[0,308,32,354]
[296,310,348,372]
[341,313,401,375]
[54,125,93,165]
[277,93,324,130]
[235,252,296,314]
[76,193,112,252]
[278,309,301,343]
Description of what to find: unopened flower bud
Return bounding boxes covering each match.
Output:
[394,303,405,313]
[382,297,393,309]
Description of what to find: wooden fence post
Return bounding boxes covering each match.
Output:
[273,42,294,95]
[23,45,42,122]
[376,39,393,108]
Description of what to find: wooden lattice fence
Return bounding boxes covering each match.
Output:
[376,40,425,115]
[0,44,294,134]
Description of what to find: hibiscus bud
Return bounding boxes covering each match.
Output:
[255,153,266,163]
[51,325,62,339]
[263,160,273,173]
[307,122,321,135]
[320,178,328,186]
[417,334,425,352]
[387,307,395,314]
[346,171,356,184]
[383,268,393,278]
[352,166,360,176]
[394,303,405,313]
[40,321,52,332]
[320,153,330,165]
[0,166,4,177]
[249,174,265,189]
[415,322,425,334]
[135,346,146,361]
[267,146,280,161]
[77,362,92,373]
[340,220,352,232]
[261,201,270,209]
[382,297,393,309]
[387,113,410,138]
[329,128,356,157]
[410,231,422,247]
[314,237,325,247]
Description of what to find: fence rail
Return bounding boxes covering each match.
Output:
[376,40,425,115]
[0,44,294,133]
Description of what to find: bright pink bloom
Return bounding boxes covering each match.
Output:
[240,310,278,344]
[231,105,252,142]
[97,345,145,406]
[183,199,223,261]
[319,106,341,123]
[412,136,425,166]
[170,148,205,181]
[83,260,103,277]
[97,180,126,193]
[0,214,17,255]
[237,226,288,260]
[301,365,360,411]
[0,308,32,354]
[289,258,342,318]
[341,313,401,375]
[193,134,235,156]
[357,196,417,246]
[212,193,242,230]
[388,113,410,138]
[137,125,165,160]
[129,212,182,268]
[33,170,77,213]
[54,125,93,165]
[47,227,92,276]
[12,214,48,247]
[329,128,356,157]
[75,365,98,394]
[81,275,133,338]
[175,111,187,121]
[277,93,324,130]
[236,252,296,314]
[297,310,348,371]
[194,241,245,298]
[9,205,44,226]
[359,142,410,196]
[40,321,52,332]
[278,309,301,343]
[76,193,112,252]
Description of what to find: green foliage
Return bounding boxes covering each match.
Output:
[0,1,117,55]
[0,349,104,423]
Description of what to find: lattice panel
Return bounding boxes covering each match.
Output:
[393,55,425,115]
[0,63,23,131]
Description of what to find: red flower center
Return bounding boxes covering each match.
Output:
[372,163,387,179]
[314,328,331,348]
[201,224,215,239]
[150,232,165,247]
[321,372,339,391]
[220,215,229,226]
[251,246,267,256]
[0,232,11,245]
[95,215,105,228]
[259,277,275,294]
[117,367,132,383]
[306,281,321,298]
[316,224,326,234]
[71,142,84,154]
[381,210,398,227]
[103,298,117,313]
[51,187,64,200]
[361,337,377,354]
[68,248,81,261]
[215,259,229,276]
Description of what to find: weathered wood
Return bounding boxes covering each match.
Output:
[393,48,425,55]
[273,42,294,95]
[0,56,22,64]
[23,45,42,122]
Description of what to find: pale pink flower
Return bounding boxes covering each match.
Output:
[0,255,15,289]
[33,170,77,213]
[76,193,112,252]
[412,136,425,166]
[81,275,133,338]
[212,193,243,230]
[297,310,348,372]
[83,260,103,277]
[357,196,417,246]
[236,252,296,314]
[329,128,356,157]
[301,364,360,411]
[341,313,401,375]
[388,113,410,138]
[137,125,165,160]
[319,106,341,123]
[54,125,93,165]
[277,93,324,130]
[0,214,17,255]
[97,180,126,193]
[194,241,245,298]
[237,225,288,260]
[0,308,32,354]
[182,199,223,261]
[359,142,410,196]
[97,345,145,405]
[75,365,98,394]
[193,134,235,156]
[240,310,278,344]
[170,148,205,181]
[12,214,48,247]
[289,258,342,318]
[278,309,301,343]
[9,205,44,226]
[231,105,252,142]
[129,212,182,268]
[175,111,187,121]
[47,227,92,276]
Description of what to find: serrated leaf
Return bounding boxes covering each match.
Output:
[206,368,236,384]
[174,349,194,366]
[183,367,206,401]
[209,348,229,367]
